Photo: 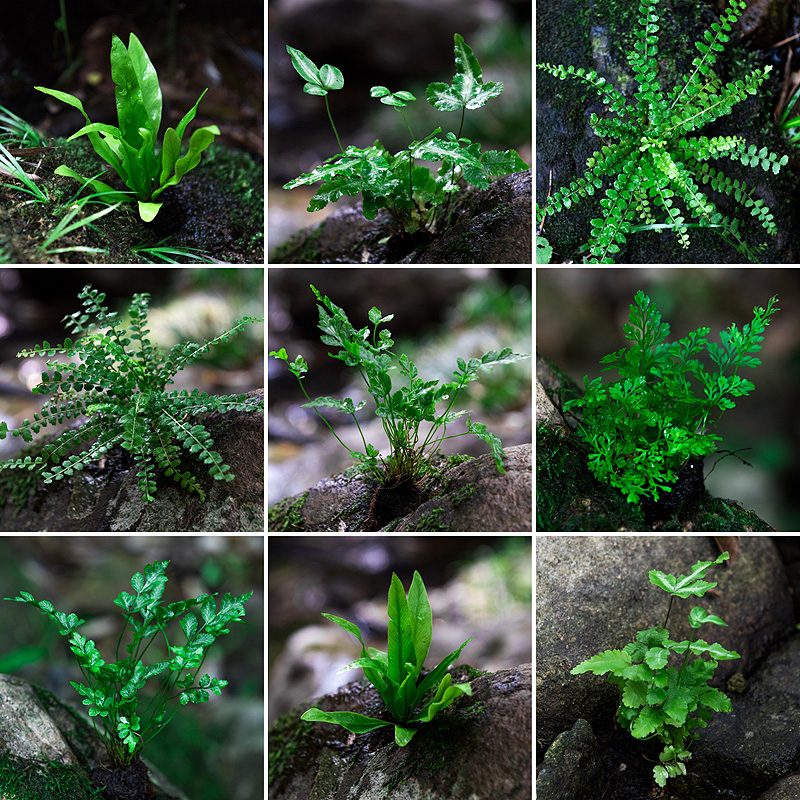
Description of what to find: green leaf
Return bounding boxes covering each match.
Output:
[426,34,503,112]
[407,571,432,672]
[387,573,416,687]
[286,46,323,88]
[300,707,393,734]
[571,649,631,676]
[410,672,472,723]
[394,724,416,746]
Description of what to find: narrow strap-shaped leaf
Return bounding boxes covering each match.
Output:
[407,571,432,673]
[387,573,416,686]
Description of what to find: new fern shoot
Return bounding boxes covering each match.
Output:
[270,284,529,487]
[6,559,252,768]
[563,290,778,504]
[301,570,473,746]
[538,0,788,263]
[0,285,263,503]
[571,551,739,787]
[284,34,528,235]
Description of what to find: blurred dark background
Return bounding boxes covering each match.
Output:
[0,267,264,465]
[1,0,263,155]
[268,0,532,249]
[0,535,264,800]
[537,268,800,531]
[267,535,531,724]
[268,267,532,504]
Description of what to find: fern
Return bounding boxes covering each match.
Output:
[538,0,788,263]
[0,285,263,503]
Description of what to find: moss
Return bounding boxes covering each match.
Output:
[412,506,449,531]
[0,752,103,800]
[267,708,315,789]
[0,138,263,264]
[267,492,308,532]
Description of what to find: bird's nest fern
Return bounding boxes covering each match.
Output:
[538,0,788,263]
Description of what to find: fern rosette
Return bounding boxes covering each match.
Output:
[538,0,788,263]
[0,285,263,503]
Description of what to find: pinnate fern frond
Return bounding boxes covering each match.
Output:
[0,285,263,503]
[538,0,788,262]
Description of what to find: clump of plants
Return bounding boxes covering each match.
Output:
[270,284,529,491]
[0,284,263,503]
[36,33,219,222]
[563,290,778,506]
[538,0,788,263]
[5,559,252,783]
[301,570,472,746]
[571,551,739,787]
[283,34,528,235]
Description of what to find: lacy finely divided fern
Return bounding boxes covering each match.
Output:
[0,285,263,503]
[538,0,788,263]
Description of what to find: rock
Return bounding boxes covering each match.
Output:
[0,674,187,800]
[672,635,800,799]
[757,773,800,800]
[390,443,532,531]
[268,664,532,800]
[536,536,794,754]
[0,389,264,532]
[536,718,606,800]
[269,170,532,264]
[268,443,531,532]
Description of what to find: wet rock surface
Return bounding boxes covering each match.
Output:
[268,664,532,800]
[269,170,532,264]
[536,536,799,800]
[0,389,264,532]
[269,443,531,532]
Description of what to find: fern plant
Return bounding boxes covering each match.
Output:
[538,0,788,263]
[0,285,263,503]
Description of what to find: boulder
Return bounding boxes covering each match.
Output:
[269,171,532,264]
[0,389,264,532]
[268,664,532,800]
[268,443,532,532]
[0,674,187,800]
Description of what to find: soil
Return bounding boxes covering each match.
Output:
[91,758,154,800]
[642,457,706,526]
[594,722,672,800]
[0,139,264,263]
[362,475,430,531]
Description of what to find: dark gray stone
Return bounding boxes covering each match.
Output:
[268,664,532,800]
[536,718,605,800]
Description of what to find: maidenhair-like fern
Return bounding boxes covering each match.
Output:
[0,285,263,503]
[538,0,788,263]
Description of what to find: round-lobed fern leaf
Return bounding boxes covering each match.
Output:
[0,285,263,503]
[538,0,788,263]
